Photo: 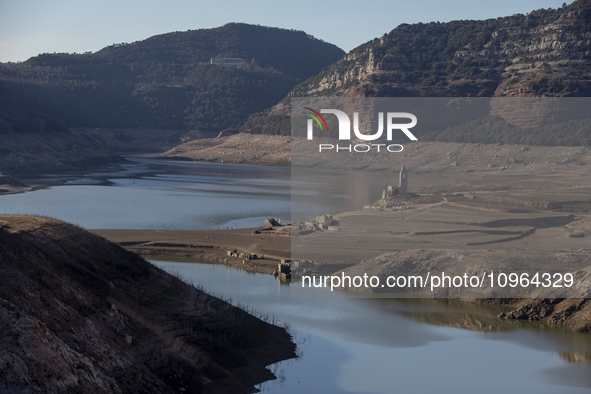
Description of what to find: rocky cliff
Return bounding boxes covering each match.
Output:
[241,0,591,136]
[0,215,295,393]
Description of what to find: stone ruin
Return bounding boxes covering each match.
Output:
[294,213,340,234]
[226,249,262,261]
[291,259,317,276]
[273,261,292,279]
[315,214,333,227]
[382,164,408,199]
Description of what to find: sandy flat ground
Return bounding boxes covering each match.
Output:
[87,146,591,290]
[91,195,590,280]
[293,202,589,263]
[91,170,591,279]
[91,227,291,274]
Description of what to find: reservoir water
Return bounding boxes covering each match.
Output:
[153,261,591,394]
[2,158,590,393]
[0,157,474,229]
[1,158,293,229]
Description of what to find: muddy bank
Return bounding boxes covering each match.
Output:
[2,130,590,182]
[91,227,291,275]
[0,215,296,393]
[161,133,591,177]
[0,131,128,196]
[161,133,291,167]
[0,128,210,192]
[4,131,591,193]
[0,173,33,195]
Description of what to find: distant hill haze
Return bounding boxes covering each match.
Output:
[0,23,344,132]
[240,0,591,146]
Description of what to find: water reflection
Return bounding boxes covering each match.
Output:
[560,352,591,363]
[379,299,518,333]
[154,261,591,394]
[0,158,293,230]
[4,160,591,392]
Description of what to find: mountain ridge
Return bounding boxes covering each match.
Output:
[0,23,345,132]
[240,0,591,143]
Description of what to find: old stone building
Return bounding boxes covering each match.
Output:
[381,165,408,199]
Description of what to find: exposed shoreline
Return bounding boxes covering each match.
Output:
[2,133,590,196]
[3,134,591,334]
[93,221,591,333]
[161,133,591,177]
[91,227,291,275]
[0,215,296,393]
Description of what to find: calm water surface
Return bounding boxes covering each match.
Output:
[1,158,292,229]
[2,159,590,392]
[0,157,473,229]
[154,261,591,394]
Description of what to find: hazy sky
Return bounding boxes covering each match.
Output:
[0,0,572,63]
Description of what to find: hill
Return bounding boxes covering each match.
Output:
[240,0,591,146]
[0,23,344,132]
[0,82,68,134]
[0,215,295,393]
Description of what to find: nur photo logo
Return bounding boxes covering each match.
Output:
[303,107,418,153]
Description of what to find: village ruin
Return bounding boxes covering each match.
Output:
[382,164,408,199]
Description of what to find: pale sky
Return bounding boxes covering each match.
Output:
[0,0,572,63]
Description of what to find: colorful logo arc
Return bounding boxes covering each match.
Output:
[303,107,329,132]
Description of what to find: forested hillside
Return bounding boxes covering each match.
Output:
[0,82,67,134]
[0,23,344,132]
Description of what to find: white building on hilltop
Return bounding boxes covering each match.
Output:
[210,56,244,66]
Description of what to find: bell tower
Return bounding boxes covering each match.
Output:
[399,164,407,195]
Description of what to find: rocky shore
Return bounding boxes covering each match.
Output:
[498,298,591,332]
[0,215,296,393]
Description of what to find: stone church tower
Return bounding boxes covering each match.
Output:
[399,164,407,195]
[381,164,408,200]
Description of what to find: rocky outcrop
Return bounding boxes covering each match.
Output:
[264,217,282,227]
[294,5,591,99]
[241,1,591,135]
[0,215,295,393]
[500,298,591,332]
